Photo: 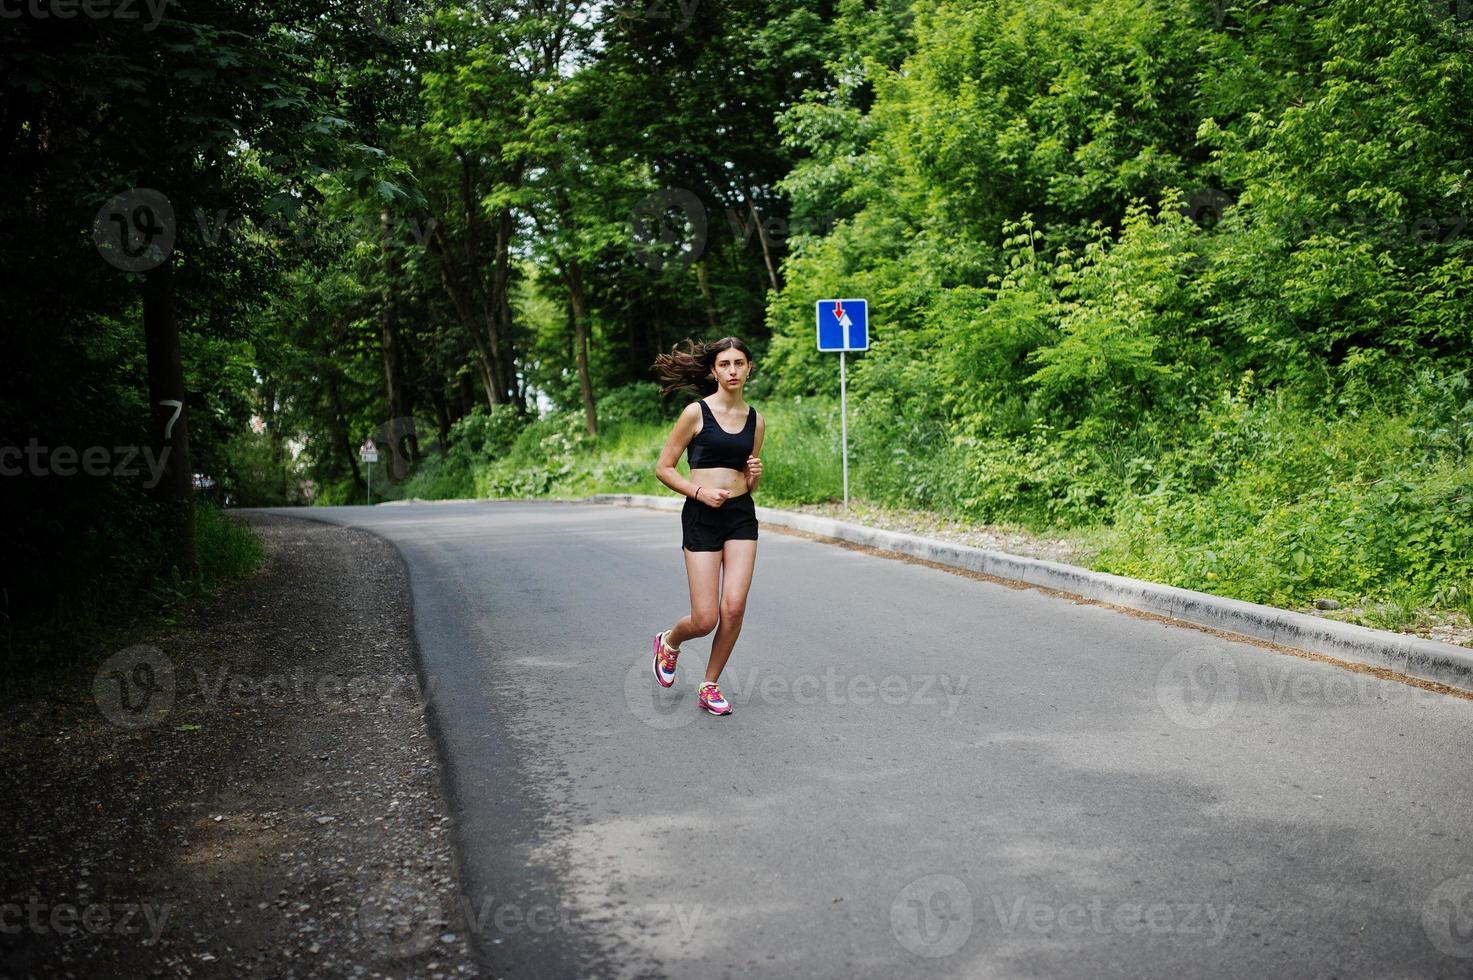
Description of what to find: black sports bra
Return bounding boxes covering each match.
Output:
[687,399,755,471]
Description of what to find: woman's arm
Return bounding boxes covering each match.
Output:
[655,403,706,500]
[745,412,764,493]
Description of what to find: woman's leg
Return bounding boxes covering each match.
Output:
[668,548,722,647]
[706,539,756,683]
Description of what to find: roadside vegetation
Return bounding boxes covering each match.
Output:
[381,378,1473,640]
[9,0,1470,664]
[5,503,262,690]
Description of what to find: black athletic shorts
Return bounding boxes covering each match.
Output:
[681,493,758,551]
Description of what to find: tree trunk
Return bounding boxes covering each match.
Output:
[695,254,720,330]
[260,380,290,504]
[458,369,477,417]
[142,252,197,575]
[457,155,514,404]
[566,263,597,438]
[430,385,451,447]
[380,209,411,424]
[326,372,363,494]
[743,188,781,292]
[491,207,517,402]
[428,323,455,442]
[430,222,503,407]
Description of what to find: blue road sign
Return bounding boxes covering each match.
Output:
[816,299,869,351]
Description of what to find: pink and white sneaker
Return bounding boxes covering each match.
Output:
[697,681,732,716]
[652,630,680,688]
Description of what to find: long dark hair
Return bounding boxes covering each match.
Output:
[652,336,754,397]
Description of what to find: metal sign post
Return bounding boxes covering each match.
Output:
[360,439,379,505]
[815,299,869,511]
[839,349,848,507]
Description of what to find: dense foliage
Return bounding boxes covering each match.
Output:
[762,0,1472,618]
[8,0,1471,665]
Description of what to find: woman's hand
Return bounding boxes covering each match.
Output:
[698,486,732,508]
[745,455,762,489]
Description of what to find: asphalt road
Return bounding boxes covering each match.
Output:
[274,499,1473,979]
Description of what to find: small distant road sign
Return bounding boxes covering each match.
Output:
[360,440,379,505]
[815,299,868,352]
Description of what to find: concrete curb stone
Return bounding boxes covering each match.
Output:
[585,493,1473,693]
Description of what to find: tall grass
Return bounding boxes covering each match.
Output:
[5,501,264,689]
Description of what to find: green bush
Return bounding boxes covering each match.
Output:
[596,382,671,427]
[1096,372,1473,608]
[451,403,531,460]
[7,501,265,686]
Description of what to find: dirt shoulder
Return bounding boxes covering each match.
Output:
[0,512,478,979]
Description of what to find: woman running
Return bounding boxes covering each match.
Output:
[650,337,764,716]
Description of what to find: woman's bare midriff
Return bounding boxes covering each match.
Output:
[689,467,749,498]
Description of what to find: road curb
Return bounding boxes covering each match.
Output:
[585,493,1473,694]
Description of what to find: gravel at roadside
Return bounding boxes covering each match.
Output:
[0,512,478,979]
